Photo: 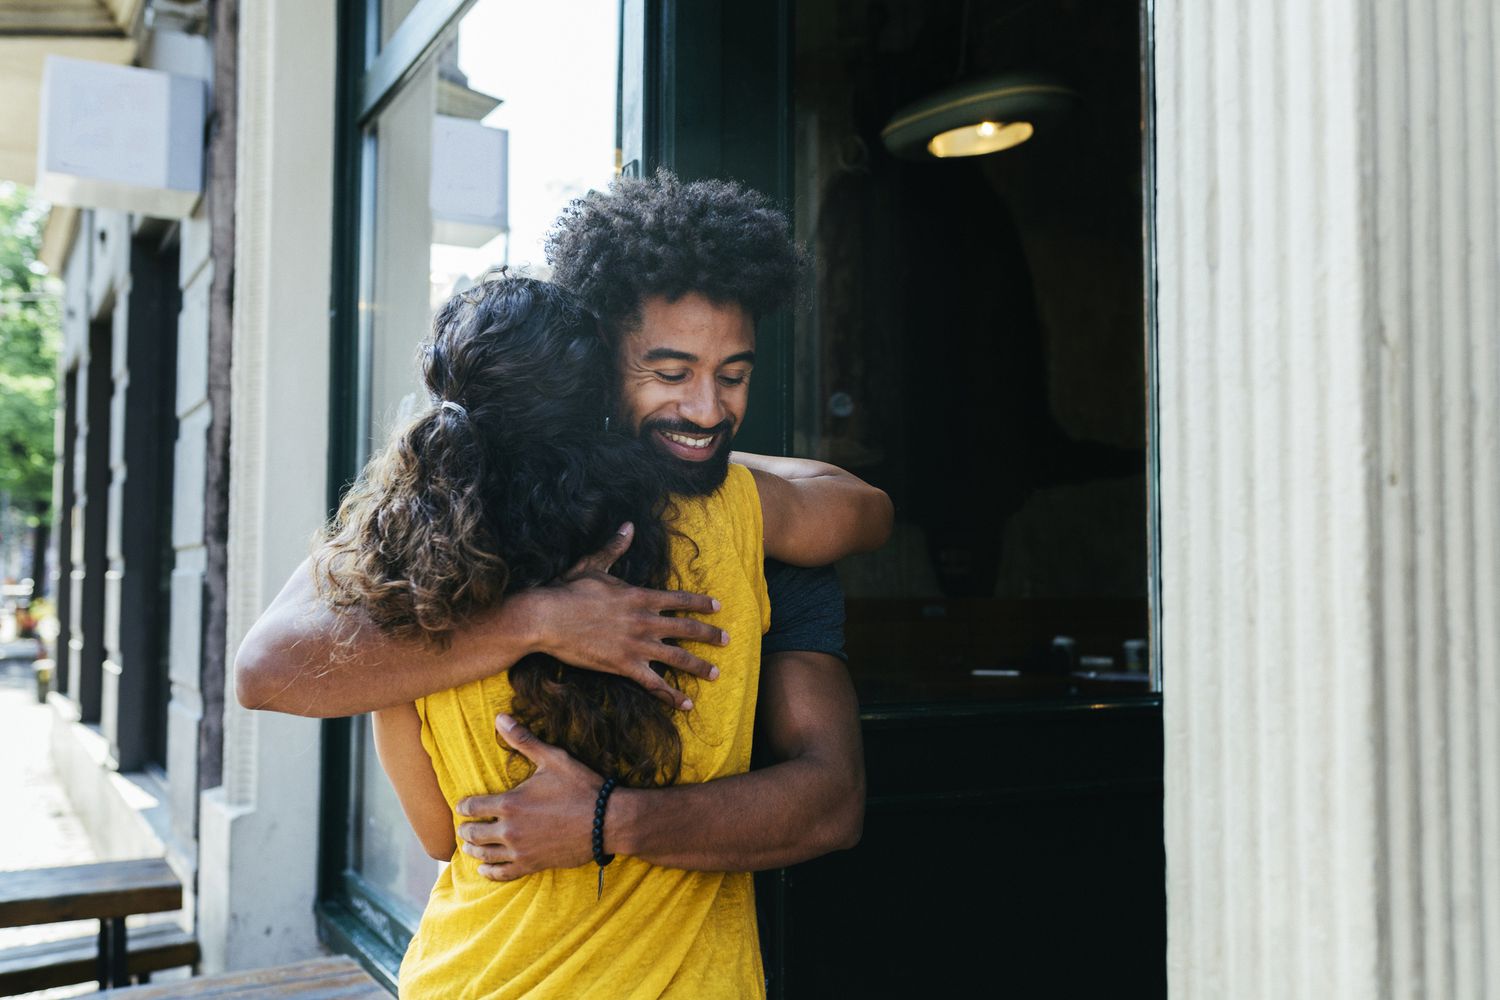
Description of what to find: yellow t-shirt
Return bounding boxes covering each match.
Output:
[399,463,771,999]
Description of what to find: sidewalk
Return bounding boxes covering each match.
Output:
[0,629,101,998]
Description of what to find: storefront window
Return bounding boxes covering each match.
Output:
[342,0,621,929]
[792,0,1152,704]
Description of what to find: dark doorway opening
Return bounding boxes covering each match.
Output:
[793,0,1151,706]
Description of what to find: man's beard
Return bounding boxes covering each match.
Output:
[636,417,734,497]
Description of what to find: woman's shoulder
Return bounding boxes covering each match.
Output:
[721,462,757,508]
[701,463,764,543]
[670,463,757,524]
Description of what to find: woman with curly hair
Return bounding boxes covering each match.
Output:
[317,277,689,794]
[314,274,849,998]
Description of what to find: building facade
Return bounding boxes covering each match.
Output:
[6,0,1497,997]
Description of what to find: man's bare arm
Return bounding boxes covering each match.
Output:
[611,650,864,869]
[732,452,893,567]
[235,559,534,717]
[234,524,727,717]
[456,650,865,875]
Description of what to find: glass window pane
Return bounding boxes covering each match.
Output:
[363,0,621,453]
[380,0,422,49]
[350,0,621,916]
[792,0,1151,705]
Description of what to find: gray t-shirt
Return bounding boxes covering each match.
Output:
[761,559,847,662]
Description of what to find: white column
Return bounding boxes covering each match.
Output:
[1156,0,1500,996]
[195,0,335,974]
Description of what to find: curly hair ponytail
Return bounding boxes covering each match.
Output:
[315,401,506,642]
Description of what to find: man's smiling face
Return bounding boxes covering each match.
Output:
[617,292,755,496]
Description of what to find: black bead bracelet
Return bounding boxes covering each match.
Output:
[593,776,619,900]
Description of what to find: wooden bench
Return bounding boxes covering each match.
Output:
[95,956,388,997]
[0,922,199,994]
[0,858,189,990]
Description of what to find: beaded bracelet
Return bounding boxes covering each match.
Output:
[593,776,619,900]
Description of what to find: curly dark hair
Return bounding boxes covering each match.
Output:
[314,276,687,787]
[545,168,802,335]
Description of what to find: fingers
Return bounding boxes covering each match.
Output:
[652,686,689,711]
[610,631,723,708]
[647,588,721,616]
[653,644,720,682]
[494,713,556,765]
[566,522,635,578]
[456,820,503,845]
[478,862,525,882]
[456,795,504,820]
[462,841,512,865]
[616,662,693,711]
[654,615,730,650]
[465,840,528,882]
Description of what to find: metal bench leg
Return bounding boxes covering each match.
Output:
[96,917,109,987]
[96,916,128,987]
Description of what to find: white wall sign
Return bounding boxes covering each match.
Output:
[36,56,205,219]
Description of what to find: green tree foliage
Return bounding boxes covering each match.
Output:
[0,182,60,522]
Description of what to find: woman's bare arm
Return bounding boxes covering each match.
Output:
[372,703,456,861]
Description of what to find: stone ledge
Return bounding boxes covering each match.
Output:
[47,692,166,865]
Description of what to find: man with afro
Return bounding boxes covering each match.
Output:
[544,170,803,498]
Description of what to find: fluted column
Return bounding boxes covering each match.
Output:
[195,0,334,974]
[1156,0,1500,996]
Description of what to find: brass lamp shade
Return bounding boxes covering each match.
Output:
[880,74,1077,160]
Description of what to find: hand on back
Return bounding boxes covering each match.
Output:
[529,522,728,711]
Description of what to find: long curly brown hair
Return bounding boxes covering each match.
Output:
[314,276,686,787]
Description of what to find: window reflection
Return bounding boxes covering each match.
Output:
[793,0,1151,704]
[366,1,620,456]
[378,0,418,49]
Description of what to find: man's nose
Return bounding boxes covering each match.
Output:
[678,377,726,428]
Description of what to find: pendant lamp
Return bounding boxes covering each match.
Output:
[880,74,1077,160]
